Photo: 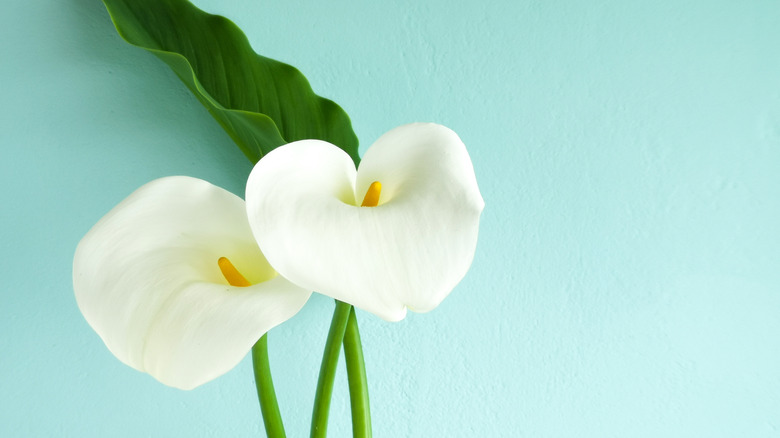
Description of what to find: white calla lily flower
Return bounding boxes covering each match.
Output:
[74,176,311,390]
[246,123,484,322]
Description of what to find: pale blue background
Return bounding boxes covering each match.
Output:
[1,0,779,436]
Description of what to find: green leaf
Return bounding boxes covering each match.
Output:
[101,0,359,164]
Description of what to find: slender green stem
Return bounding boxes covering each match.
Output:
[252,334,286,438]
[343,307,372,438]
[310,300,352,438]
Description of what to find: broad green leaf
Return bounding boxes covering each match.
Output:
[102,0,359,164]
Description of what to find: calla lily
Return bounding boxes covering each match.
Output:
[245,123,484,322]
[73,176,311,390]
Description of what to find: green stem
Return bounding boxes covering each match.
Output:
[310,300,352,438]
[252,334,286,438]
[343,307,372,438]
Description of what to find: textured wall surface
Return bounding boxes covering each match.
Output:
[2,0,779,436]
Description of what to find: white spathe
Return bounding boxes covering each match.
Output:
[73,176,311,390]
[246,123,484,322]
